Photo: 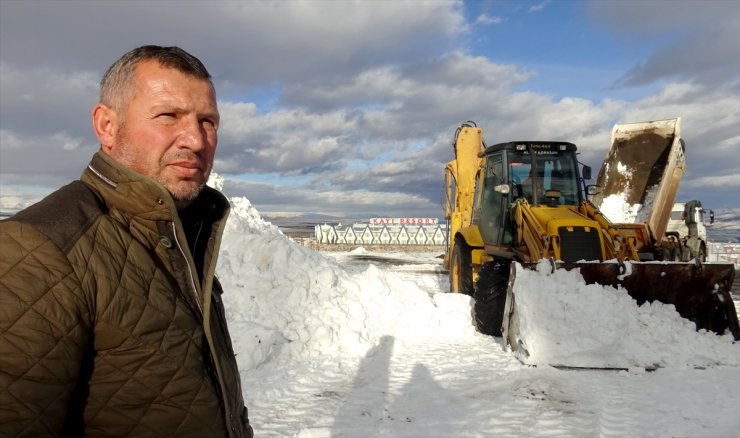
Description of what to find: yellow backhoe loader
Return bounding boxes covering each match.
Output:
[443,120,738,350]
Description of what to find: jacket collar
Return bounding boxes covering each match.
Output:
[80,151,230,223]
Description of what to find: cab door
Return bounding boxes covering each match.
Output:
[478,152,508,246]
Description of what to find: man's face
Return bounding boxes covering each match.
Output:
[104,60,219,207]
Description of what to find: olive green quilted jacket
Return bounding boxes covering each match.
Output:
[0,152,253,437]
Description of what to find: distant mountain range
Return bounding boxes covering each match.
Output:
[709,208,740,229]
[264,208,740,242]
[707,208,740,243]
[3,205,738,242]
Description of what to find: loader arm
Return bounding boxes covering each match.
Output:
[443,161,456,221]
[579,201,640,261]
[512,199,551,262]
[443,123,485,271]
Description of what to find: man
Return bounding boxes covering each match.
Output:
[520,166,540,202]
[0,46,253,437]
[682,199,702,259]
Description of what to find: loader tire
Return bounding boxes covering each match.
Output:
[473,261,509,337]
[451,237,474,296]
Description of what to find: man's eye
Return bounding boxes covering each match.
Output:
[159,113,176,118]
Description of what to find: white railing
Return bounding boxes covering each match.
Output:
[315,223,448,246]
[313,223,740,263]
[707,242,740,267]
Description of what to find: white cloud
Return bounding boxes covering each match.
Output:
[0,64,98,138]
[1,1,467,88]
[529,1,551,13]
[1,1,738,216]
[682,173,740,189]
[0,129,97,187]
[475,13,503,25]
[588,1,740,87]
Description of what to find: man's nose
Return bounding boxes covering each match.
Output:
[178,116,209,152]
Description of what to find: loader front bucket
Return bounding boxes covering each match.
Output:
[519,261,739,341]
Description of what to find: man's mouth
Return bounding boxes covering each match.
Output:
[169,160,203,178]
[171,161,201,169]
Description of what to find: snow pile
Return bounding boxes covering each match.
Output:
[216,196,466,371]
[596,162,640,223]
[634,183,658,223]
[203,194,740,436]
[510,261,739,369]
[208,171,225,192]
[597,185,658,224]
[217,196,738,374]
[598,193,640,223]
[595,161,659,224]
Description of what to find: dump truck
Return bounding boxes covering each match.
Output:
[590,121,714,263]
[663,201,712,262]
[442,120,739,350]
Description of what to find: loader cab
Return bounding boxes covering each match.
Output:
[476,142,583,249]
[507,143,582,207]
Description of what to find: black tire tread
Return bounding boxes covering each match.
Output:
[452,237,474,296]
[473,261,509,337]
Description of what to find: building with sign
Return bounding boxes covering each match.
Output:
[315,218,447,246]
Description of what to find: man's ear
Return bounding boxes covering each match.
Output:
[92,103,118,153]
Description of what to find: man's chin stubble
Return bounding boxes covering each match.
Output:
[164,180,205,210]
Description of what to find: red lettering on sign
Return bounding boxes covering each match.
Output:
[368,217,439,225]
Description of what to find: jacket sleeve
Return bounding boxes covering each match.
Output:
[0,221,93,436]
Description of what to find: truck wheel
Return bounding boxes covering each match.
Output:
[451,237,474,295]
[473,261,509,337]
[660,247,672,261]
[672,250,681,262]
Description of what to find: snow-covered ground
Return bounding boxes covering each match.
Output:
[220,196,740,438]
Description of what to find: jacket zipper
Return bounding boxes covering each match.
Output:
[171,222,202,315]
[173,222,236,433]
[192,221,204,258]
[88,164,118,188]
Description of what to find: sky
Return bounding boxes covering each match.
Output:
[1,0,739,219]
[214,192,740,436]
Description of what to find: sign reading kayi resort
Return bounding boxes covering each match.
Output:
[315,217,446,246]
[369,218,439,225]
